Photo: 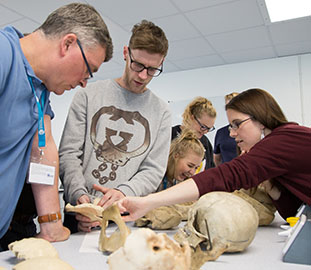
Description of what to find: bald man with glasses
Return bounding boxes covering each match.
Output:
[0,3,113,251]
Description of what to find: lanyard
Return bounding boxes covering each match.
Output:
[28,76,46,148]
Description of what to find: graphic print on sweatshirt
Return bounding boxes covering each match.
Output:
[90,106,150,185]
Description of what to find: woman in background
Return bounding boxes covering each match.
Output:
[115,88,311,221]
[172,97,216,171]
[158,129,205,191]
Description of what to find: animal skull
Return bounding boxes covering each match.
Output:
[135,206,183,230]
[108,228,191,270]
[233,188,276,226]
[174,192,259,269]
[171,201,195,221]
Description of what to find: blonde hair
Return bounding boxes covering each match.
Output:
[166,129,204,181]
[182,97,216,127]
[225,92,239,104]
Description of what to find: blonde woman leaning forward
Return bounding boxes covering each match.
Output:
[157,129,205,191]
[110,88,311,222]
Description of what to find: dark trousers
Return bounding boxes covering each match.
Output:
[63,212,79,234]
[0,182,37,251]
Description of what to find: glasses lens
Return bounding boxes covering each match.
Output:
[148,67,162,77]
[131,61,144,72]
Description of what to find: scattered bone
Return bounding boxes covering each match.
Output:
[13,257,74,270]
[98,204,131,253]
[65,202,104,222]
[8,238,58,260]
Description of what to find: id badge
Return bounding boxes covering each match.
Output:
[27,148,56,185]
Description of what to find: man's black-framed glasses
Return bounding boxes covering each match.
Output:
[228,117,252,131]
[128,47,163,77]
[194,115,215,132]
[77,39,93,80]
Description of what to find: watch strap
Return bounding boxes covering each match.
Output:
[38,212,61,224]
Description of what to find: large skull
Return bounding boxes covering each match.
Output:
[108,228,191,270]
[174,192,259,269]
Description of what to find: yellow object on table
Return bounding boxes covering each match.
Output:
[286,216,299,227]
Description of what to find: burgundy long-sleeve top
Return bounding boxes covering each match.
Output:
[193,123,311,220]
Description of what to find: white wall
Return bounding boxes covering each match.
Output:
[50,54,310,148]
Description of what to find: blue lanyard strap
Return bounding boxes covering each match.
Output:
[28,76,46,148]
[163,176,167,190]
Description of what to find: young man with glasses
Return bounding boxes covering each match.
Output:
[59,20,171,233]
[0,3,113,250]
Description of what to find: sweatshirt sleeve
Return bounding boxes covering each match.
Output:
[116,107,172,197]
[59,89,89,204]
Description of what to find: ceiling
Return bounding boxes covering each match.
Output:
[1,0,310,80]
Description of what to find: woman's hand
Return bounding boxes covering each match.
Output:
[116,196,152,222]
[93,184,125,208]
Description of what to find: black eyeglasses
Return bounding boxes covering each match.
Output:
[194,115,215,132]
[77,39,93,80]
[128,47,163,77]
[228,117,252,131]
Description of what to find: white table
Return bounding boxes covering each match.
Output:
[0,213,310,270]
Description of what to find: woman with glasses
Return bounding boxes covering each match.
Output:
[117,88,311,222]
[172,97,217,171]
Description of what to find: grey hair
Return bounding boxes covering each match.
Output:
[36,3,113,62]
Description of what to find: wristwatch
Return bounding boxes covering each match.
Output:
[38,212,62,224]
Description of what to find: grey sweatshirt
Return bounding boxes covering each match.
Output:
[59,79,172,205]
